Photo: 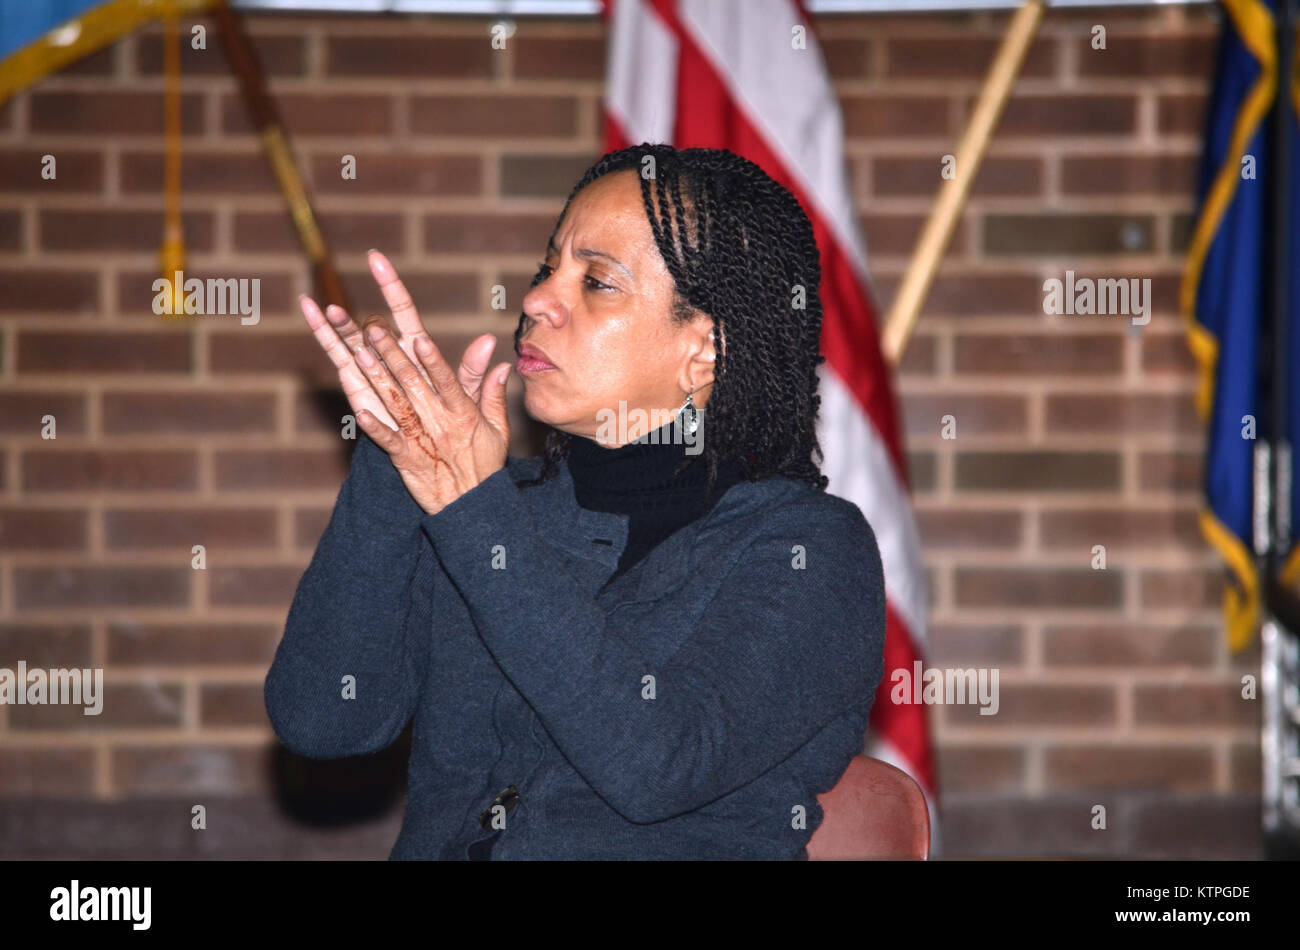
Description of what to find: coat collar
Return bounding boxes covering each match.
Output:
[506,454,804,608]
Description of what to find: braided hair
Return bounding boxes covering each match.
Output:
[516,143,829,493]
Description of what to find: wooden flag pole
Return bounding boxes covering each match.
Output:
[211,0,350,312]
[880,0,1045,367]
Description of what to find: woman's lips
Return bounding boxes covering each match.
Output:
[516,356,556,374]
[516,343,556,374]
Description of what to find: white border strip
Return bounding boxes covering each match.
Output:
[233,0,1210,12]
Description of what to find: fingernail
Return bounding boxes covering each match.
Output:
[367,324,385,342]
[415,336,433,356]
[356,346,376,368]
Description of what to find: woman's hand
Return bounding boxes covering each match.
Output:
[301,250,513,516]
[300,250,503,431]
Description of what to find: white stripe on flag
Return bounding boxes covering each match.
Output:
[606,0,678,146]
[677,0,874,290]
[818,365,930,643]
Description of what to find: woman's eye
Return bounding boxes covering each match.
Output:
[533,262,612,292]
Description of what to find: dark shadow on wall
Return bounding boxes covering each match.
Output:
[269,725,413,826]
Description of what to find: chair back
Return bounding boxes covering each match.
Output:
[806,754,930,859]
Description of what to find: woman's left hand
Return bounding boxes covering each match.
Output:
[353,316,512,516]
[303,252,513,517]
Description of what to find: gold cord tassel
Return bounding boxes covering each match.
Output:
[159,0,186,317]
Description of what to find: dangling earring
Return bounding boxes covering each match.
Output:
[680,386,699,437]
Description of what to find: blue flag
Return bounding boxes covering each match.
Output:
[1182,0,1300,652]
[0,1,106,63]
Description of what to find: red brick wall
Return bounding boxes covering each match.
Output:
[0,3,1257,857]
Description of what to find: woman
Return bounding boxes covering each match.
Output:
[264,143,886,860]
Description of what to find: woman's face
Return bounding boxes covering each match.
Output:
[517,169,717,445]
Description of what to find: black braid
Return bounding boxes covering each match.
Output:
[515,143,829,493]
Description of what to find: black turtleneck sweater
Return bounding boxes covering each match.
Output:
[565,417,748,583]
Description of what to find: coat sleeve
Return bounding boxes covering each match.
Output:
[264,431,435,759]
[419,467,886,824]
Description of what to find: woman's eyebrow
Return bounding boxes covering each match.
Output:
[546,238,634,284]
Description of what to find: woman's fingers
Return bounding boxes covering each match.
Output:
[356,320,435,439]
[337,360,399,433]
[368,249,427,341]
[330,300,437,391]
[355,407,405,453]
[411,334,475,416]
[361,312,474,419]
[323,303,366,353]
[303,296,360,371]
[457,334,498,404]
[300,295,397,431]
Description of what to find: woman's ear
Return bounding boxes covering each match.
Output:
[678,312,719,396]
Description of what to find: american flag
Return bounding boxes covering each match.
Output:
[599,0,939,852]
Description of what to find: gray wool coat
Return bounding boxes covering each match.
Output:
[264,431,886,859]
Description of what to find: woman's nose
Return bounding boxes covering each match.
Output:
[521,284,569,330]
